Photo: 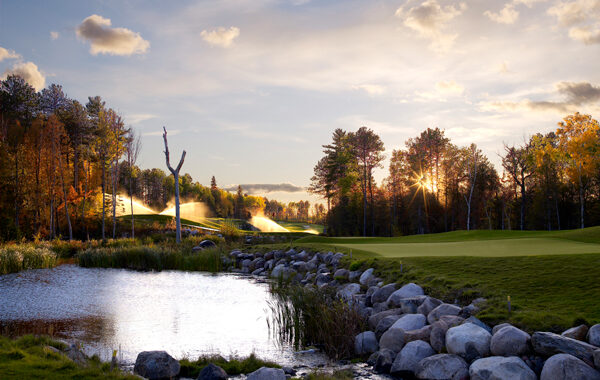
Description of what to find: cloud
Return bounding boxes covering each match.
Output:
[76,14,150,55]
[513,0,548,6]
[143,129,180,136]
[556,81,600,103]
[353,84,386,96]
[395,0,467,52]
[1,62,46,91]
[484,3,519,24]
[50,31,59,40]
[548,0,600,44]
[127,113,157,124]
[201,27,240,47]
[0,46,20,62]
[497,61,510,74]
[224,183,305,194]
[435,80,464,95]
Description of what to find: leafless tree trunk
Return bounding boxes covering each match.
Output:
[162,127,186,243]
[463,146,478,231]
[126,129,141,239]
[57,141,72,240]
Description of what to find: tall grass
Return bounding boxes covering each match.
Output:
[179,353,280,378]
[268,285,365,360]
[0,246,57,275]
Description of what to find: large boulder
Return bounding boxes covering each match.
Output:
[446,323,492,362]
[371,283,396,304]
[373,348,395,374]
[134,351,180,380]
[469,356,537,380]
[428,303,462,324]
[418,296,443,316]
[589,324,600,347]
[390,340,435,377]
[375,315,401,339]
[368,308,403,330]
[463,316,493,335]
[198,363,228,380]
[359,268,375,285]
[355,331,379,355]
[540,353,600,380]
[595,349,600,369]
[562,325,589,342]
[246,367,286,380]
[493,323,513,335]
[379,327,406,353]
[397,296,427,314]
[315,273,332,287]
[405,325,433,343]
[415,354,469,380]
[333,268,349,280]
[532,332,598,366]
[391,313,427,332]
[430,320,450,353]
[337,283,361,302]
[387,283,424,305]
[490,325,531,356]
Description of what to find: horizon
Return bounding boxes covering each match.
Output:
[1,0,599,204]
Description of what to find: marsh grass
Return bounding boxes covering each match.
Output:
[0,246,57,275]
[178,353,280,378]
[268,285,365,360]
[299,369,354,380]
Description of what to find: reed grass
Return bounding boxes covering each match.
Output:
[179,353,280,378]
[0,246,57,275]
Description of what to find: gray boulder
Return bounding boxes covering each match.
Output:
[291,261,307,273]
[397,296,427,314]
[589,324,600,347]
[375,315,401,339]
[337,283,361,303]
[371,283,397,304]
[428,303,462,324]
[368,308,404,330]
[405,325,433,343]
[490,325,531,356]
[540,353,600,380]
[372,301,389,314]
[595,349,600,369]
[349,270,362,282]
[390,340,435,377]
[333,268,349,280]
[246,367,286,380]
[134,351,180,380]
[464,316,493,335]
[391,313,427,332]
[418,296,443,316]
[470,356,537,380]
[374,348,395,374]
[430,320,450,353]
[315,273,332,287]
[446,323,492,361]
[359,268,375,285]
[379,327,406,353]
[493,323,513,335]
[415,354,469,380]
[532,331,598,366]
[387,283,424,305]
[355,331,379,355]
[198,363,228,380]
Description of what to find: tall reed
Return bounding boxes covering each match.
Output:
[0,246,57,275]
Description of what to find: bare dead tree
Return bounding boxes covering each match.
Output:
[126,128,141,239]
[162,126,186,243]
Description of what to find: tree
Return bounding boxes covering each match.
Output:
[463,144,480,231]
[162,126,186,243]
[125,128,142,238]
[502,142,534,230]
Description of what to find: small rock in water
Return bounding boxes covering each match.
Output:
[197,363,228,380]
[134,351,180,380]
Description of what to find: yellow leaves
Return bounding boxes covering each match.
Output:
[556,112,600,181]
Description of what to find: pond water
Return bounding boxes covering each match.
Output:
[0,265,326,366]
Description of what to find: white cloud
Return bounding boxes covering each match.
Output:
[353,84,386,96]
[568,26,600,43]
[126,113,158,125]
[484,3,519,24]
[50,31,59,40]
[76,14,150,55]
[0,46,20,62]
[143,129,180,136]
[435,80,464,95]
[548,0,600,44]
[201,27,240,47]
[395,0,467,52]
[513,0,548,6]
[1,61,46,91]
[497,61,510,74]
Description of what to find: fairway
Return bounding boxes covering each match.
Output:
[336,237,600,257]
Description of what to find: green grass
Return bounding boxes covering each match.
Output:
[275,221,324,234]
[0,335,136,379]
[0,246,58,275]
[289,227,600,332]
[178,353,280,378]
[297,369,354,380]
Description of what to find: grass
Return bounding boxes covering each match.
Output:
[0,335,136,379]
[275,221,325,234]
[0,246,57,275]
[299,369,354,380]
[178,353,280,378]
[288,227,600,332]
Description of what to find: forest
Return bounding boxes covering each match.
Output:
[0,75,321,241]
[309,117,600,236]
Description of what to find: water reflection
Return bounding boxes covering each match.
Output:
[0,265,325,366]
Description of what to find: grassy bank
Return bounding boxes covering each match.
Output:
[0,335,136,379]
[0,246,57,275]
[179,353,280,378]
[288,227,600,332]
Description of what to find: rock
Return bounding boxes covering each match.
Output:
[379,327,406,353]
[282,367,295,376]
[418,296,443,316]
[291,261,308,273]
[490,325,531,356]
[134,351,180,380]
[390,340,435,377]
[252,268,264,276]
[242,259,252,268]
[372,301,389,314]
[192,240,217,251]
[469,356,537,380]
[246,367,286,380]
[64,342,88,366]
[371,284,397,304]
[359,268,375,285]
[405,325,433,343]
[595,349,600,369]
[493,323,513,335]
[355,331,379,355]
[374,348,395,374]
[367,350,381,366]
[349,270,362,282]
[431,320,450,353]
[333,268,349,280]
[391,314,427,332]
[198,363,228,380]
[464,316,493,335]
[562,325,589,342]
[387,283,425,305]
[540,353,600,380]
[446,323,492,362]
[375,315,401,339]
[368,308,403,330]
[439,315,465,328]
[428,303,462,324]
[532,332,598,366]
[315,273,332,287]
[337,283,361,302]
[589,325,600,347]
[397,296,427,314]
[415,353,469,380]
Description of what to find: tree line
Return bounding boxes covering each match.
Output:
[310,115,600,236]
[0,76,318,241]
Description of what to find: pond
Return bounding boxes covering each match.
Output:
[0,265,326,366]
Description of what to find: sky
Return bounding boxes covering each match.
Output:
[1,0,600,205]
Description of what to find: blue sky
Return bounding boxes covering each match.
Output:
[1,0,600,204]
